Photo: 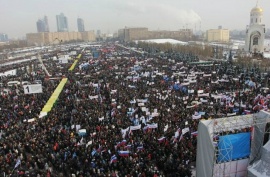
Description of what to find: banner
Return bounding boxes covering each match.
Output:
[192,114,201,119]
[182,127,190,135]
[130,124,141,131]
[147,123,158,129]
[23,84,42,94]
[121,127,130,138]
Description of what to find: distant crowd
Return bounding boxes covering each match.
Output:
[0,44,269,177]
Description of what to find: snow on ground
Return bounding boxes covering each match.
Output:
[137,38,188,45]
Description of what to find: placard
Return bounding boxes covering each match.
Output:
[23,84,42,94]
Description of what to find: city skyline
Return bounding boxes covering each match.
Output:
[36,16,49,33]
[1,0,270,38]
[56,13,68,32]
[77,18,85,32]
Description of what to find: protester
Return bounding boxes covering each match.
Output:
[0,43,269,177]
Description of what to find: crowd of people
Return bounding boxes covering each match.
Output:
[0,43,270,177]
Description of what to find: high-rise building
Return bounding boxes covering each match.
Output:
[0,33,8,42]
[97,30,101,36]
[26,31,96,45]
[77,18,85,32]
[44,16,49,32]
[36,16,49,32]
[56,13,68,32]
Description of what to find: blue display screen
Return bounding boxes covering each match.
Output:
[217,132,251,163]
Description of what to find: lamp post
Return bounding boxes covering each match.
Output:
[36,38,62,77]
[53,38,62,53]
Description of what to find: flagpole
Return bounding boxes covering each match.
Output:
[9,167,15,177]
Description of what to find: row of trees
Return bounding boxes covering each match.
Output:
[133,41,270,70]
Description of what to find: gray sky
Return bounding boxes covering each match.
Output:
[0,0,269,39]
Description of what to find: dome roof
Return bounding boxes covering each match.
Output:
[251,6,263,13]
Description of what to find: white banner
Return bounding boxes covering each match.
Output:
[23,84,42,94]
[89,95,98,99]
[121,127,130,138]
[130,124,141,131]
[59,58,68,64]
[147,123,158,129]
[182,127,190,135]
[192,114,201,119]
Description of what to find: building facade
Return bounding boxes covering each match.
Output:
[56,13,68,32]
[118,27,192,42]
[245,4,265,53]
[77,18,85,32]
[26,31,96,46]
[147,29,192,41]
[36,16,49,32]
[0,33,8,42]
[206,29,230,42]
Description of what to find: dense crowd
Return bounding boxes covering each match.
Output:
[0,44,270,177]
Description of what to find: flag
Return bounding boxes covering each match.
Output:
[120,140,127,146]
[64,152,67,160]
[14,159,21,169]
[213,142,218,147]
[191,131,198,136]
[174,128,180,138]
[179,134,183,142]
[137,146,144,151]
[244,110,251,114]
[182,127,190,135]
[130,124,141,131]
[118,151,129,157]
[72,152,77,159]
[124,144,132,149]
[192,114,201,120]
[143,126,149,133]
[164,124,168,132]
[147,123,158,129]
[110,155,117,164]
[97,146,102,152]
[121,127,129,138]
[91,149,97,156]
[213,134,219,140]
[101,148,107,153]
[99,117,104,121]
[158,137,166,143]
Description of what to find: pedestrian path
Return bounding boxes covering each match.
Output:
[40,78,68,116]
[39,53,82,118]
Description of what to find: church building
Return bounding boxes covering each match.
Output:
[245,3,265,54]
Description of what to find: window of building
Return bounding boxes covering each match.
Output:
[253,37,259,45]
[256,18,257,23]
[251,19,253,23]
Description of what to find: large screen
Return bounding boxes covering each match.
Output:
[217,132,251,163]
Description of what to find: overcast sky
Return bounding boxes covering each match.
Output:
[0,0,269,39]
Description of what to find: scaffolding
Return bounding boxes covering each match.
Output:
[209,111,270,177]
[249,111,270,164]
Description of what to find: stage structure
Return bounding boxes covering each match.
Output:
[196,111,270,177]
[248,111,270,177]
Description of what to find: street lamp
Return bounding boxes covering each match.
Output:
[53,38,62,52]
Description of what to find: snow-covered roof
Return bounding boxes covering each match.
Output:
[137,39,188,45]
[263,53,270,58]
